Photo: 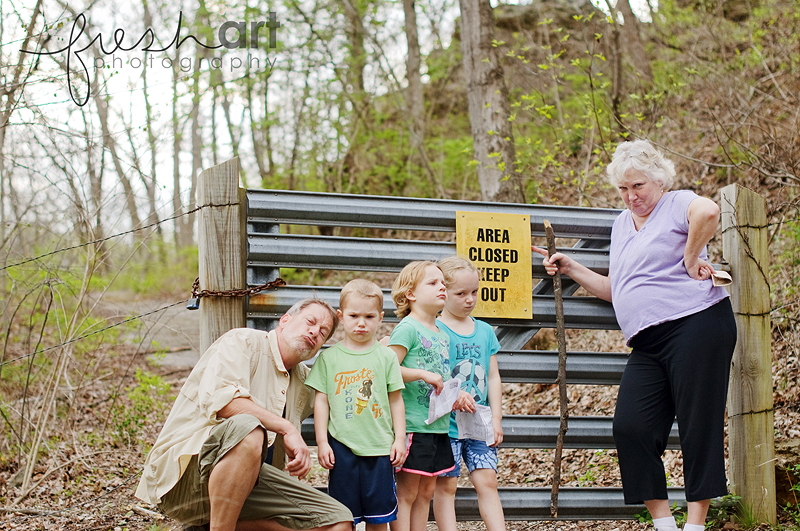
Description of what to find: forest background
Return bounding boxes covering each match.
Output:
[1,0,800,529]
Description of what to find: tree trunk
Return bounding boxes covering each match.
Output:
[339,0,368,194]
[142,0,160,230]
[403,0,445,198]
[247,68,274,187]
[187,6,215,247]
[0,0,44,297]
[219,79,245,187]
[616,0,653,85]
[171,38,184,248]
[139,12,161,250]
[458,0,523,203]
[403,0,425,152]
[288,74,312,192]
[81,110,105,247]
[342,0,366,99]
[91,75,142,234]
[50,4,141,237]
[123,105,158,244]
[211,83,219,168]
[603,0,624,134]
[188,63,201,247]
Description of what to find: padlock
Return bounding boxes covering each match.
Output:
[186,297,200,311]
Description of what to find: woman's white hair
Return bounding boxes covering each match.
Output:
[606,140,676,190]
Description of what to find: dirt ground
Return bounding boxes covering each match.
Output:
[1,296,798,531]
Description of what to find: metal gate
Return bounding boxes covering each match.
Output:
[242,189,685,521]
[196,158,774,524]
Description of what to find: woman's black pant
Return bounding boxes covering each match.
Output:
[612,298,737,504]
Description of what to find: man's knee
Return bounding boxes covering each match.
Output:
[238,427,266,458]
[212,426,265,477]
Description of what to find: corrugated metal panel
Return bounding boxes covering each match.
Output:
[246,233,609,276]
[455,487,689,521]
[309,486,691,521]
[300,416,680,450]
[243,191,695,523]
[247,189,621,239]
[305,348,626,386]
[496,350,628,385]
[246,287,618,329]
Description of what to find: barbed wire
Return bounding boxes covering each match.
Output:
[0,277,287,367]
[0,204,205,273]
[0,299,188,368]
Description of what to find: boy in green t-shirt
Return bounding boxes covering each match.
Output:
[306,279,406,531]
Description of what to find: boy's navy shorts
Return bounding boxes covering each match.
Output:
[328,436,398,524]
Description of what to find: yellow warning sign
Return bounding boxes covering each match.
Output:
[455,211,532,319]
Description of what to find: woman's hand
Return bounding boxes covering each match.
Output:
[684,256,714,281]
[532,246,571,276]
[684,197,721,281]
[531,245,613,302]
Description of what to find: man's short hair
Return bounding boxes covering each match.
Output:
[285,298,339,340]
[339,279,384,312]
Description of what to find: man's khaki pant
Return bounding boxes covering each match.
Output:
[159,414,352,528]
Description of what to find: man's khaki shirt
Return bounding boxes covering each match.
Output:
[134,328,313,505]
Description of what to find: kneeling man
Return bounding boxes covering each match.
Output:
[136,299,353,531]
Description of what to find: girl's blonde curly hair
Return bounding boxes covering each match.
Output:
[391,260,439,318]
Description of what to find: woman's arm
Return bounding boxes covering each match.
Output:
[532,246,612,302]
[683,197,720,281]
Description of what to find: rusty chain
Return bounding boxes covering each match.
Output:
[190,277,286,299]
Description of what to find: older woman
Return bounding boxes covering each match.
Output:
[533,140,736,531]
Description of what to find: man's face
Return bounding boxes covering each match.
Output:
[278,303,334,365]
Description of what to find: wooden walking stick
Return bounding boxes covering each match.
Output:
[544,219,569,518]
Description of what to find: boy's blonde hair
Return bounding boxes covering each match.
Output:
[391,260,438,318]
[437,255,480,288]
[339,278,384,312]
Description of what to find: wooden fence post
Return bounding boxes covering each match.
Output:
[720,184,775,524]
[198,157,246,356]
